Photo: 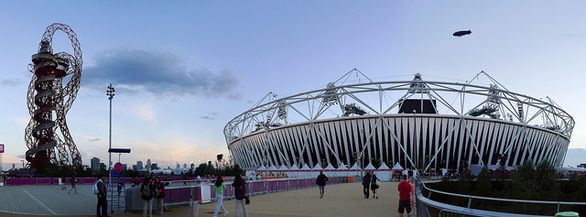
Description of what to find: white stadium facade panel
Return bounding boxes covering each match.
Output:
[229,115,569,171]
[224,71,574,172]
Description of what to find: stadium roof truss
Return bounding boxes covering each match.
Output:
[224,70,574,171]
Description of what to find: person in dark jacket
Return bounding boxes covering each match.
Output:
[362,172,372,199]
[316,171,329,198]
[141,176,155,217]
[232,174,248,217]
[96,174,108,217]
[371,173,380,199]
[153,176,165,215]
[68,176,77,194]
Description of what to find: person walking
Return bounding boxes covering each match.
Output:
[117,178,124,196]
[96,175,108,217]
[153,176,165,215]
[370,173,379,199]
[362,172,372,199]
[213,176,228,217]
[141,176,155,217]
[397,175,413,217]
[61,176,67,190]
[315,171,329,198]
[68,176,77,194]
[232,174,248,217]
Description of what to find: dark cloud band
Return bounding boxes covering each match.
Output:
[83,49,238,97]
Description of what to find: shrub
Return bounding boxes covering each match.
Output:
[475,165,492,193]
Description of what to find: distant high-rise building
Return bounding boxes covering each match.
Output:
[146,159,152,172]
[99,163,106,171]
[91,157,101,172]
[176,163,180,169]
[122,164,127,171]
[136,161,144,171]
[151,163,159,170]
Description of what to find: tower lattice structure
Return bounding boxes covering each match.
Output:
[24,23,83,169]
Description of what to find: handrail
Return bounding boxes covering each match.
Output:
[421,181,586,206]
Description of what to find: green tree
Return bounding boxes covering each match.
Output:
[534,160,557,195]
[475,165,492,193]
[510,160,535,198]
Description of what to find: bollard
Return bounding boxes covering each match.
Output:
[554,212,580,217]
[554,211,579,217]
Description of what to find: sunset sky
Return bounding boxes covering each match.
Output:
[1,1,585,169]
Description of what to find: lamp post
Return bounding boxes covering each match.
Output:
[106,84,115,214]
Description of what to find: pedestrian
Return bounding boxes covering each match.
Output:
[117,178,124,196]
[68,176,77,194]
[153,176,165,215]
[213,176,228,217]
[315,171,328,198]
[362,172,372,199]
[96,174,108,217]
[232,174,248,217]
[61,176,67,190]
[397,175,413,217]
[141,176,155,217]
[371,173,379,199]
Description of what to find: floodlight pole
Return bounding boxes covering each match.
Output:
[106,84,115,214]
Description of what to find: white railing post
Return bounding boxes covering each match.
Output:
[190,187,199,217]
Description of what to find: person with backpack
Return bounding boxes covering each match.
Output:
[95,174,108,217]
[315,171,328,198]
[362,172,372,199]
[232,174,248,217]
[153,176,165,215]
[212,176,228,217]
[141,176,155,217]
[371,173,380,199]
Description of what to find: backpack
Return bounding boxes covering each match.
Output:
[92,181,99,195]
[141,184,152,199]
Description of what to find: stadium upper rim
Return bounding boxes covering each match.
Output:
[224,70,574,145]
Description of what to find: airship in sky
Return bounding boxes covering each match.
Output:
[453,30,472,37]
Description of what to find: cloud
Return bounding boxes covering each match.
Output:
[130,103,157,124]
[200,112,219,120]
[226,92,243,101]
[561,33,586,39]
[76,133,101,143]
[84,49,239,97]
[1,79,18,86]
[200,116,215,120]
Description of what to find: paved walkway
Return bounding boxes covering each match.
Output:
[1,182,407,217]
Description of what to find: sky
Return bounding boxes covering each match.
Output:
[1,1,585,170]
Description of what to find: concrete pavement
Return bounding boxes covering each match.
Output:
[1,182,407,217]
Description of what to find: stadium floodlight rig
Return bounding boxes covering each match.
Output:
[24,23,83,169]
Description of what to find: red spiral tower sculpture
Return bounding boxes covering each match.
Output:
[24,23,83,169]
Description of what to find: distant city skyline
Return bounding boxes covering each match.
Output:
[1,1,586,169]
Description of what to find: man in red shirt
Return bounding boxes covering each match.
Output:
[397,175,413,217]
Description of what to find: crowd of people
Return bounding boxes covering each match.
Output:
[92,171,413,217]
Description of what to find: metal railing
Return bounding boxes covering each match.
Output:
[415,178,586,217]
[162,176,350,206]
